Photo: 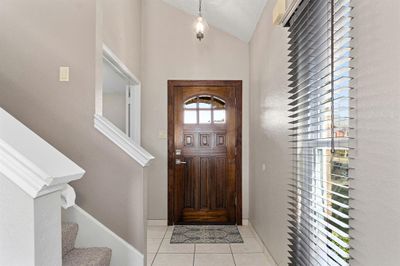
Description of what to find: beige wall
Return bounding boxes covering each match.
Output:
[249,0,290,265]
[0,0,147,253]
[249,0,400,265]
[3,0,398,263]
[141,0,250,220]
[350,0,400,265]
[103,0,142,77]
[103,92,127,132]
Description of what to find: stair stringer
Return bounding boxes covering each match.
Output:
[62,205,144,266]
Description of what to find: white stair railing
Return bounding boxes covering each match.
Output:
[0,108,85,266]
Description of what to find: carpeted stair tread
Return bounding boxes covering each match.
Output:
[62,247,112,266]
[62,223,79,257]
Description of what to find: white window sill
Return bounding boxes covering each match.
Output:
[94,114,154,167]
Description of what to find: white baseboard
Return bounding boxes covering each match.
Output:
[63,205,144,266]
[242,219,249,225]
[247,221,278,266]
[147,220,168,226]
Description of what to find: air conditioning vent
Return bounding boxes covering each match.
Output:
[273,0,302,26]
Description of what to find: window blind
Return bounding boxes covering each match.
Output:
[286,0,353,265]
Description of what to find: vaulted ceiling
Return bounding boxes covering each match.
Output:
[162,0,268,42]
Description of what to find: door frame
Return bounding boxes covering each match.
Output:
[167,80,242,225]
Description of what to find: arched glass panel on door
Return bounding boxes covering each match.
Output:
[212,96,226,124]
[183,95,226,124]
[184,96,198,124]
[198,95,212,108]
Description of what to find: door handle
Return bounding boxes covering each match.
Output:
[176,159,187,165]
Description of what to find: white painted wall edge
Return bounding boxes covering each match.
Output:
[0,108,85,198]
[62,205,144,266]
[94,114,154,167]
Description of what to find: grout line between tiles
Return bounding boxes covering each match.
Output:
[193,244,196,266]
[150,226,168,266]
[230,244,237,266]
[153,225,269,265]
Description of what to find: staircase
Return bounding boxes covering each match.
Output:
[62,223,112,266]
[0,108,143,266]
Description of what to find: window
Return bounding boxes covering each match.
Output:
[94,45,154,167]
[102,57,132,135]
[100,45,141,144]
[286,0,353,265]
[184,95,226,124]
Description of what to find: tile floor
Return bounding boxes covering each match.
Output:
[147,225,275,266]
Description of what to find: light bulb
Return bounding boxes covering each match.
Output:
[195,16,205,41]
[196,16,205,32]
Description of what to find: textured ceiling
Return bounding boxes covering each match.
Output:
[162,0,268,42]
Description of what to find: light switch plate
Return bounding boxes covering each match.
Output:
[59,66,70,82]
[262,163,266,171]
[158,130,167,139]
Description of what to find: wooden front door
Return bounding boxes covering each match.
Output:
[168,80,242,225]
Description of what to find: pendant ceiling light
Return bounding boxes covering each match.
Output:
[195,0,206,41]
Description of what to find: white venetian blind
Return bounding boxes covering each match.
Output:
[286,0,353,265]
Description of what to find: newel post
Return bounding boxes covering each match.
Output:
[0,108,85,266]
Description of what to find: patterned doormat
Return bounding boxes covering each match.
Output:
[170,225,244,244]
